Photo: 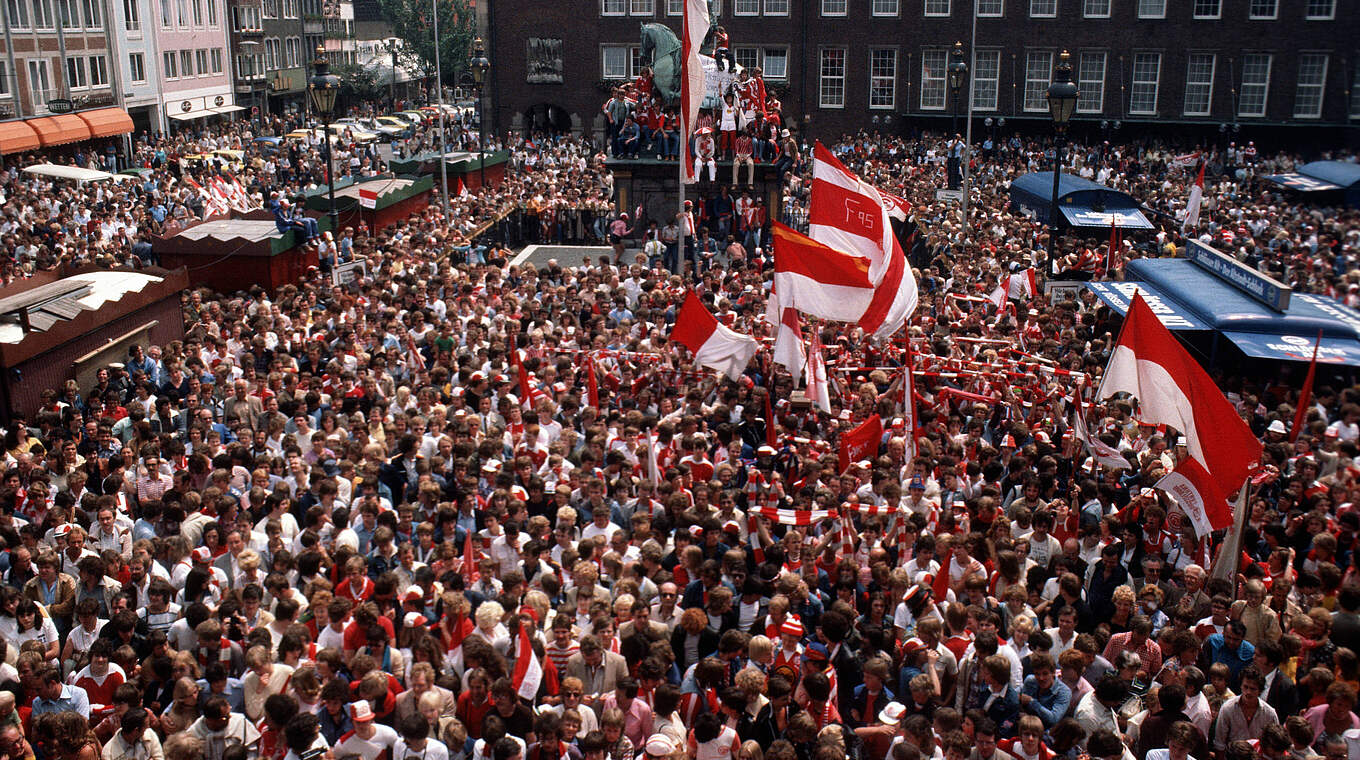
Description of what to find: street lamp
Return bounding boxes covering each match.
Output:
[308,45,341,236]
[1045,50,1078,249]
[471,37,490,189]
[947,41,967,134]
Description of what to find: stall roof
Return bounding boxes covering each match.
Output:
[22,164,132,184]
[1263,161,1360,205]
[1008,172,1153,230]
[1298,160,1360,189]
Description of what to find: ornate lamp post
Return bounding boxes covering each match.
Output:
[1045,50,1078,248]
[947,41,967,134]
[471,37,490,189]
[308,46,341,235]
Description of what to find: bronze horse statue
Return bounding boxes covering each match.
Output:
[639,23,684,105]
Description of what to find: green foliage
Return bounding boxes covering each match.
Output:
[374,0,476,89]
[331,62,384,102]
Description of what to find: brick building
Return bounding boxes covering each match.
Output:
[486,0,1357,145]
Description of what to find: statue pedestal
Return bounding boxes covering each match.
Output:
[604,157,783,233]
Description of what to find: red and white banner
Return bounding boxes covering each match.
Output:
[1154,468,1216,538]
[769,223,911,339]
[1071,396,1131,471]
[358,188,378,209]
[771,290,807,378]
[753,507,838,526]
[1097,294,1261,533]
[1171,151,1202,168]
[670,290,758,381]
[513,623,543,700]
[838,414,882,473]
[680,0,710,184]
[902,343,919,461]
[1182,163,1205,231]
[806,330,831,413]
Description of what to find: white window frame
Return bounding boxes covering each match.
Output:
[1191,0,1219,19]
[1076,51,1105,113]
[1136,0,1164,18]
[761,46,788,79]
[971,49,999,110]
[34,0,56,29]
[601,0,626,16]
[163,51,177,79]
[871,0,898,15]
[601,44,629,79]
[924,0,949,17]
[211,48,222,73]
[88,55,107,86]
[1029,0,1056,17]
[1129,52,1161,115]
[28,59,51,103]
[1248,0,1276,19]
[1022,50,1052,112]
[124,0,139,30]
[764,0,788,13]
[196,48,209,75]
[1293,53,1327,119]
[129,52,145,82]
[1305,0,1334,19]
[181,49,193,76]
[629,0,653,15]
[920,48,947,110]
[1082,0,1109,17]
[0,61,7,98]
[821,0,846,16]
[66,56,88,90]
[733,47,760,72]
[665,0,681,13]
[6,0,30,29]
[869,48,897,110]
[976,0,1002,16]
[819,47,846,109]
[1183,52,1215,116]
[734,0,759,14]
[1238,52,1271,117]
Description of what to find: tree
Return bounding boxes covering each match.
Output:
[375,0,476,92]
[332,62,384,103]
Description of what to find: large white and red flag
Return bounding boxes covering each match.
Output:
[1182,162,1205,231]
[680,0,710,184]
[1097,293,1260,535]
[806,330,831,413]
[770,290,807,378]
[670,290,758,381]
[769,223,910,338]
[513,622,543,700]
[1071,393,1131,471]
[807,143,917,336]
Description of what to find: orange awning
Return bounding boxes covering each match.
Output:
[27,115,92,147]
[0,121,40,155]
[76,107,134,138]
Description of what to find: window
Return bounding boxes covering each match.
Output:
[211,48,222,73]
[176,0,186,24]
[1083,0,1109,16]
[870,48,897,109]
[124,0,139,29]
[129,52,145,82]
[67,57,88,90]
[1183,53,1214,115]
[1191,0,1218,18]
[33,0,54,28]
[207,0,216,24]
[920,48,947,109]
[971,49,999,110]
[1022,51,1052,112]
[819,47,846,108]
[6,0,30,28]
[601,45,628,78]
[1294,53,1327,118]
[1306,0,1334,19]
[192,0,202,23]
[1239,53,1270,116]
[734,0,758,13]
[0,62,8,96]
[871,0,898,15]
[1077,51,1105,112]
[163,50,177,78]
[601,0,625,14]
[287,37,300,67]
[821,0,845,15]
[89,55,107,86]
[82,0,100,27]
[160,0,169,25]
[665,0,681,13]
[762,47,787,78]
[764,0,788,12]
[1030,0,1055,17]
[924,0,949,16]
[1136,0,1164,17]
[1129,52,1160,114]
[196,48,208,75]
[629,0,653,14]
[181,50,193,77]
[265,38,279,70]
[1248,0,1275,18]
[28,60,51,102]
[976,0,1002,16]
[734,47,759,71]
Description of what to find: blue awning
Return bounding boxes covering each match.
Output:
[1220,331,1360,365]
[1263,173,1343,192]
[1084,281,1210,331]
[1009,172,1151,228]
[1061,206,1154,230]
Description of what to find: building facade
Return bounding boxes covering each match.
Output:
[0,0,121,119]
[487,0,1358,144]
[154,0,236,131]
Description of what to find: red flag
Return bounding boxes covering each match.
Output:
[930,558,952,601]
[1289,330,1323,443]
[680,0,710,183]
[838,414,882,473]
[1107,219,1122,273]
[586,358,599,411]
[764,391,777,448]
[1096,293,1261,532]
[513,622,543,700]
[903,343,919,461]
[670,291,758,381]
[463,527,480,585]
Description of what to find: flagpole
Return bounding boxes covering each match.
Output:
[1211,480,1252,583]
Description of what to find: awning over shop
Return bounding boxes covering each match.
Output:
[1264,160,1360,206]
[1008,172,1153,229]
[26,115,92,147]
[0,121,40,155]
[169,110,219,121]
[1262,173,1342,192]
[75,107,135,138]
[211,105,246,114]
[1084,280,1210,331]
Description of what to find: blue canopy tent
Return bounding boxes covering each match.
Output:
[1008,172,1155,230]
[1263,160,1360,207]
[1085,246,1360,366]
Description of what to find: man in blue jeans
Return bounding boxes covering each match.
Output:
[273,198,319,241]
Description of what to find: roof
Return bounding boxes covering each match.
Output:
[75,107,135,139]
[0,121,40,156]
[22,164,132,184]
[332,178,416,201]
[171,219,284,243]
[1009,172,1148,228]
[0,271,165,345]
[1298,161,1360,189]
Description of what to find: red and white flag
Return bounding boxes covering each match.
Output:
[1072,394,1131,471]
[902,344,919,461]
[806,330,831,413]
[680,0,710,184]
[513,623,543,700]
[1171,151,1201,168]
[1182,163,1205,231]
[1097,293,1261,535]
[753,506,838,526]
[358,188,378,209]
[512,350,548,410]
[808,143,917,335]
[988,269,1036,308]
[769,223,910,339]
[670,290,757,381]
[771,291,807,378]
[838,414,882,473]
[585,358,600,411]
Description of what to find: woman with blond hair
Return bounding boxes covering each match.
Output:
[472,600,511,656]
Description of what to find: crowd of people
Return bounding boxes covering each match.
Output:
[0,91,1358,760]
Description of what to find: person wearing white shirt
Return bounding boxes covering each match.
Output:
[334,702,400,760]
[394,716,450,760]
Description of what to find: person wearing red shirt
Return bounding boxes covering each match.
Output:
[336,556,375,603]
[455,669,495,740]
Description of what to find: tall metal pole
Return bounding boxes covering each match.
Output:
[477,83,485,188]
[1050,136,1063,242]
[432,0,449,219]
[326,111,338,232]
[960,0,977,247]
